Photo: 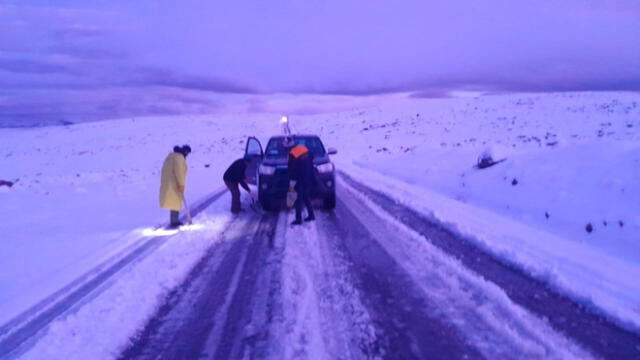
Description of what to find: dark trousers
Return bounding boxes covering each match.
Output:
[170,210,180,225]
[295,183,314,221]
[225,181,242,213]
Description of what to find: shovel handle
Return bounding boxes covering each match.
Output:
[182,193,193,225]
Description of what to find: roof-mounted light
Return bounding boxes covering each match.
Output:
[281,115,292,136]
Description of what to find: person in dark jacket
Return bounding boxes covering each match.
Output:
[288,144,315,225]
[223,158,252,214]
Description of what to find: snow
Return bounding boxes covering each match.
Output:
[278,215,329,360]
[341,163,640,329]
[289,91,640,328]
[0,114,271,325]
[274,210,384,360]
[337,180,595,359]
[1,90,639,356]
[19,202,233,359]
[296,91,640,262]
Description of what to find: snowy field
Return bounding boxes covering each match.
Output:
[1,91,639,356]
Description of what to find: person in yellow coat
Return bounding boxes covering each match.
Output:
[159,145,191,228]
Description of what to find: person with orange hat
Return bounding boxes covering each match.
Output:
[288,144,316,225]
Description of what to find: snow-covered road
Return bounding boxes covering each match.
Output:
[0,189,229,359]
[2,91,638,360]
[120,212,280,359]
[115,174,639,360]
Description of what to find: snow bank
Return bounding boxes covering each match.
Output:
[294,91,640,262]
[289,90,640,328]
[0,113,276,324]
[342,163,640,330]
[1,90,638,354]
[20,201,233,359]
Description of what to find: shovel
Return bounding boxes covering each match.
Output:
[286,189,297,208]
[249,193,259,212]
[182,193,193,225]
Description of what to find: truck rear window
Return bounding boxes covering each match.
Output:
[265,137,326,158]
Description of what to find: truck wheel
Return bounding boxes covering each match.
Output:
[260,197,271,211]
[259,191,271,211]
[323,193,336,210]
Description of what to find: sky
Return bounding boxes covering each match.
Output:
[1,0,639,125]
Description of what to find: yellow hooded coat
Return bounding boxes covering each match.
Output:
[159,152,187,211]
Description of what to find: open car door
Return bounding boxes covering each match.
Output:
[244,136,263,185]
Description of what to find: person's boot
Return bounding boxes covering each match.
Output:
[304,215,315,222]
[291,218,303,225]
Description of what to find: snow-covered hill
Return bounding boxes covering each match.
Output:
[297,91,640,261]
[1,90,638,332]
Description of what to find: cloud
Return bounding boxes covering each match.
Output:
[47,44,126,60]
[156,92,220,107]
[0,57,257,95]
[0,86,227,127]
[54,25,105,40]
[409,90,452,99]
[281,70,640,97]
[0,57,70,74]
[1,0,639,125]
[125,67,258,93]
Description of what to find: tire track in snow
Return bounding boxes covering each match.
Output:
[211,212,280,359]
[320,198,485,360]
[339,171,640,360]
[278,211,383,360]
[119,212,280,359]
[336,181,596,359]
[0,188,227,359]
